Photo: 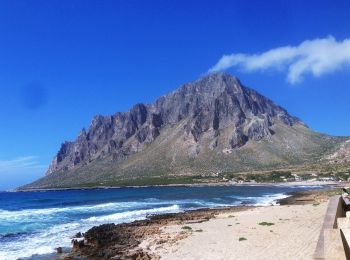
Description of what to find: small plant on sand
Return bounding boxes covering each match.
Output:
[313,202,320,206]
[228,224,232,226]
[228,215,235,218]
[181,226,192,231]
[236,222,240,224]
[270,230,273,232]
[239,237,247,241]
[195,229,203,232]
[258,222,275,226]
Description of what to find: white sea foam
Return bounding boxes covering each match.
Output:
[85,204,181,222]
[290,185,323,189]
[253,193,290,206]
[0,204,181,260]
[228,193,290,206]
[0,200,173,222]
[0,221,83,260]
[0,198,244,222]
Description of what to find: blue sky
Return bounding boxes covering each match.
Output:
[1,0,350,190]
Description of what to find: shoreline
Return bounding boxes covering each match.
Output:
[13,180,341,193]
[58,187,335,260]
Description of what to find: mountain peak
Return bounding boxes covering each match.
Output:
[200,71,237,80]
[183,72,240,93]
[37,72,302,184]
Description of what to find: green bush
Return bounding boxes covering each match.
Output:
[181,226,192,231]
[258,222,275,226]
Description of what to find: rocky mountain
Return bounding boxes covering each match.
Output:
[324,139,350,164]
[22,73,347,189]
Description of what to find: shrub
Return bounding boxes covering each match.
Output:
[181,226,192,231]
[258,222,275,226]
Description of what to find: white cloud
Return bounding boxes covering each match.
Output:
[209,36,350,84]
[0,156,46,173]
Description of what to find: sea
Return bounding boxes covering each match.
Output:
[0,184,330,260]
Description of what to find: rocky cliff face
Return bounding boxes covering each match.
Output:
[47,103,163,175]
[46,73,303,176]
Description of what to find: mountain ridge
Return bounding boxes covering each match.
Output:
[22,73,348,189]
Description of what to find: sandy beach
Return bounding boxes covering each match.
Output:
[140,202,327,260]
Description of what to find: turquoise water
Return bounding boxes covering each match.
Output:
[0,184,327,259]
